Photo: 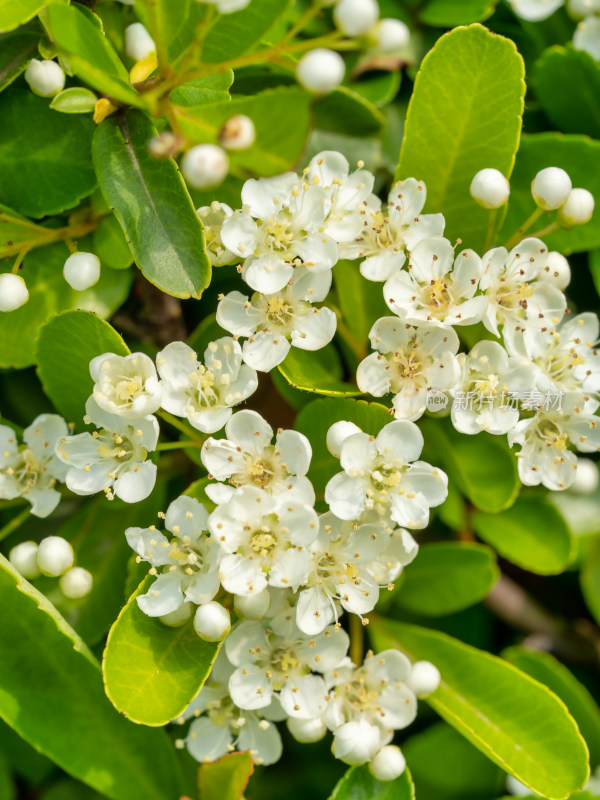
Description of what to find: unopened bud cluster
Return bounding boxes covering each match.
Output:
[9,536,93,599]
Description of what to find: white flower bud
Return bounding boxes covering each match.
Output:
[296,49,345,94]
[24,59,65,98]
[541,251,571,290]
[9,541,41,579]
[332,720,381,765]
[470,168,510,209]
[333,0,379,36]
[571,458,599,494]
[234,587,270,619]
[0,273,29,312]
[148,131,183,159]
[287,716,327,743]
[181,144,229,189]
[568,0,600,19]
[160,602,194,627]
[531,167,572,210]
[37,536,74,577]
[59,567,93,599]
[558,187,595,225]
[219,115,256,151]
[125,23,156,62]
[573,15,600,60]
[326,420,362,457]
[405,660,441,697]
[63,252,101,291]
[506,775,534,796]
[369,745,407,782]
[371,19,410,52]
[193,601,231,642]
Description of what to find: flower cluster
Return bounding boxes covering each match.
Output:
[510,0,600,61]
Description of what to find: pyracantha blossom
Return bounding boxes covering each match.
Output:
[364,524,419,585]
[573,15,600,60]
[220,173,338,294]
[356,317,460,421]
[324,420,448,528]
[383,236,488,326]
[55,398,158,503]
[216,265,337,371]
[295,512,391,635]
[0,414,69,517]
[339,178,445,282]
[156,338,258,434]
[89,351,162,419]
[509,0,564,20]
[197,202,238,266]
[508,392,600,491]
[225,615,349,716]
[125,495,221,617]
[451,340,533,436]
[197,0,252,13]
[208,485,319,595]
[201,409,314,505]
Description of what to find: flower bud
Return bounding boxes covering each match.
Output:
[125,23,156,62]
[567,0,600,16]
[371,19,410,52]
[181,144,229,189]
[540,251,571,290]
[573,15,600,60]
[572,458,599,494]
[193,601,231,642]
[558,187,595,225]
[148,131,183,159]
[9,541,41,579]
[24,59,65,98]
[0,273,29,312]
[63,252,101,292]
[405,660,441,697]
[37,536,74,577]
[326,420,362,457]
[234,587,270,619]
[296,49,345,94]
[160,602,194,627]
[531,167,572,210]
[332,720,381,765]
[219,115,256,151]
[59,566,94,599]
[470,168,510,209]
[369,745,407,782]
[287,716,327,743]
[333,0,379,36]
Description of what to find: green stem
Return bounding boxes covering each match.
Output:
[350,613,364,666]
[483,207,499,252]
[0,507,30,543]
[157,440,199,451]
[333,308,368,362]
[503,207,545,250]
[527,221,561,240]
[157,409,197,437]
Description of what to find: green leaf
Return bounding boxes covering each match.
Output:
[396,24,525,251]
[329,764,414,799]
[348,70,401,109]
[394,542,499,616]
[36,309,129,424]
[93,110,211,299]
[134,0,204,64]
[45,3,142,108]
[0,28,39,91]
[419,0,499,26]
[278,347,362,399]
[472,495,574,575]
[0,241,131,369]
[333,259,388,347]
[0,555,183,800]
[503,647,600,769]
[93,213,134,270]
[50,87,97,114]
[197,751,254,800]
[581,533,600,627]
[201,0,292,63]
[499,133,600,254]
[295,397,391,494]
[313,86,386,137]
[0,90,96,218]
[0,0,44,32]
[103,575,220,726]
[371,618,590,800]
[0,753,14,800]
[534,46,600,139]
[170,71,233,106]
[173,86,312,176]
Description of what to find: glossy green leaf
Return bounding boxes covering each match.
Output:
[397,24,525,251]
[197,751,254,800]
[134,0,204,64]
[201,0,292,63]
[0,753,14,800]
[472,495,574,575]
[93,110,211,298]
[103,575,219,726]
[371,618,590,799]
[0,28,39,91]
[419,0,499,25]
[36,309,129,424]
[348,70,401,109]
[0,0,44,32]
[333,259,388,347]
[0,202,54,256]
[170,71,233,106]
[581,532,600,626]
[329,763,414,799]
[395,542,499,616]
[93,213,134,270]
[496,794,599,800]
[313,86,386,137]
[0,555,182,800]
[278,347,362,399]
[0,90,96,218]
[50,87,97,114]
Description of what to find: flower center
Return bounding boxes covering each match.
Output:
[251,528,278,558]
[265,297,292,325]
[115,378,142,402]
[498,281,534,310]
[264,216,294,251]
[189,366,217,407]
[424,277,452,313]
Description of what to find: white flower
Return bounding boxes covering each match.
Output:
[216,265,337,371]
[340,179,445,281]
[201,409,314,505]
[220,174,338,294]
[0,414,69,517]
[56,398,158,503]
[356,317,460,421]
[125,23,156,62]
[225,615,349,716]
[296,512,391,635]
[573,15,600,60]
[156,338,258,434]
[90,351,162,419]
[384,237,487,326]
[370,745,407,781]
[333,719,382,765]
[196,0,252,14]
[325,420,448,528]
[363,523,419,584]
[509,0,564,20]
[208,486,319,595]
[197,202,238,266]
[126,496,221,617]
[405,660,441,698]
